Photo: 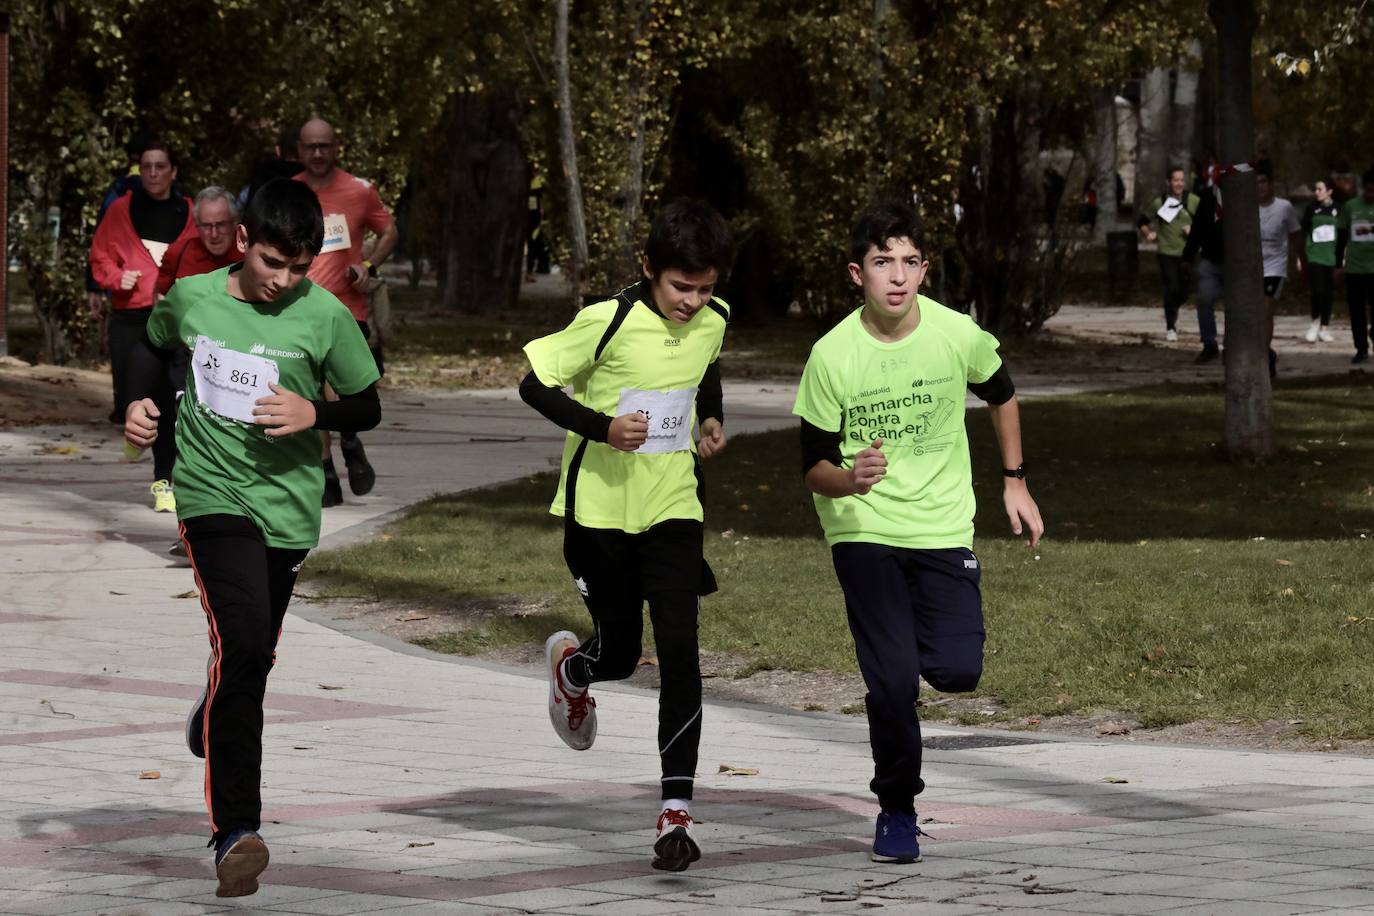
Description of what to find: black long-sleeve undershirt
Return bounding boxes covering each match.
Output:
[126,331,380,434]
[519,360,724,442]
[1338,228,1351,268]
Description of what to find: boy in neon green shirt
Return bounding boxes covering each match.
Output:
[519,199,731,872]
[793,203,1043,864]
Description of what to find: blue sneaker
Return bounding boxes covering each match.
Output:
[214,829,269,897]
[871,810,926,863]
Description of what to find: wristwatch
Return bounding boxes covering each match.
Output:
[361,259,378,278]
[1003,464,1026,479]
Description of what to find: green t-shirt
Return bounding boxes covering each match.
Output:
[523,282,728,533]
[1306,203,1339,267]
[792,298,1002,550]
[1338,197,1374,274]
[1147,193,1199,257]
[147,266,381,548]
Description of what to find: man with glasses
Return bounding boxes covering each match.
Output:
[294,118,397,507]
[157,187,244,295]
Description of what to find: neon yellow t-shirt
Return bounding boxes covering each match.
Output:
[147,266,380,549]
[524,281,728,532]
[792,298,1002,550]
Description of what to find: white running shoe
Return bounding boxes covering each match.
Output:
[1305,321,1320,343]
[653,807,702,872]
[545,631,596,750]
[1319,327,1334,342]
[1166,328,1178,342]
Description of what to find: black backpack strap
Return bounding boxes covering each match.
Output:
[593,283,641,362]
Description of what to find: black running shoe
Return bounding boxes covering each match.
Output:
[215,829,269,897]
[322,460,344,508]
[340,436,376,496]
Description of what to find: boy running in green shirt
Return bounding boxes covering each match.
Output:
[519,199,731,872]
[123,179,382,897]
[793,203,1043,864]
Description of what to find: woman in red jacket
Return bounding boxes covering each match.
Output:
[89,141,195,511]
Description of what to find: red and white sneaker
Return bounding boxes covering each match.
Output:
[545,630,596,750]
[653,807,701,872]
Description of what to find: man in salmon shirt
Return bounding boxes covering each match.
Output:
[156,186,244,296]
[89,139,196,511]
[294,118,398,507]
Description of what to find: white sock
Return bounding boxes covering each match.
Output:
[662,798,690,815]
[558,658,586,695]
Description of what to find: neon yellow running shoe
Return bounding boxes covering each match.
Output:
[151,479,176,513]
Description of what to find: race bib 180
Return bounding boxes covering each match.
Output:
[617,387,696,454]
[191,336,281,424]
[320,213,352,254]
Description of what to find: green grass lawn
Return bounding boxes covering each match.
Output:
[305,375,1374,739]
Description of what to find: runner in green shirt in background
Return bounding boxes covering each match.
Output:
[794,202,1043,865]
[1137,166,1199,343]
[123,179,381,898]
[1301,177,1339,343]
[1337,168,1374,363]
[519,199,731,872]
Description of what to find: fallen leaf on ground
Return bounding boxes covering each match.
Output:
[1097,722,1131,736]
[45,445,80,455]
[406,841,435,848]
[1276,559,1293,566]
[292,746,313,750]
[1143,646,1166,662]
[639,656,659,667]
[1101,776,1130,784]
[721,529,735,539]
[173,590,199,599]
[139,771,161,780]
[718,764,760,776]
[318,684,344,690]
[396,612,430,622]
[1279,587,1295,597]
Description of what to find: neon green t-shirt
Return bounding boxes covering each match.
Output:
[147,266,381,548]
[792,298,1002,550]
[1306,203,1338,268]
[523,281,728,533]
[1338,198,1374,275]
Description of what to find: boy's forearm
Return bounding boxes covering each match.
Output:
[312,385,381,433]
[988,395,1025,471]
[518,370,612,442]
[805,461,857,498]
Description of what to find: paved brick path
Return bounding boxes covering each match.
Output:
[3,373,1373,914]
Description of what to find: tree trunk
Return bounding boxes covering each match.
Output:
[1135,67,1171,208]
[1170,43,1202,172]
[1092,89,1120,239]
[867,0,891,197]
[616,0,650,281]
[555,0,589,308]
[1209,0,1275,460]
[437,87,527,315]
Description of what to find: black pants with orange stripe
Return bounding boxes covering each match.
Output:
[181,514,309,844]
